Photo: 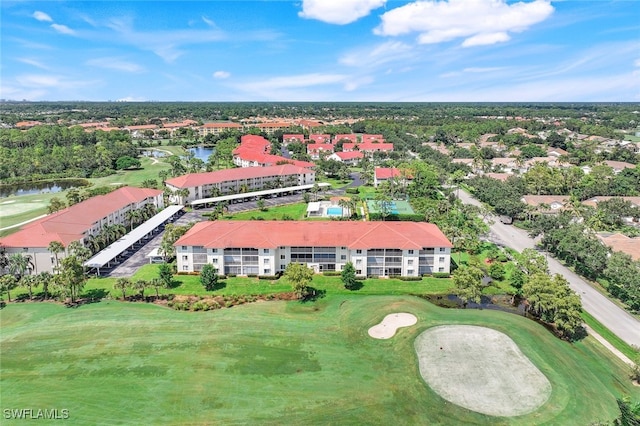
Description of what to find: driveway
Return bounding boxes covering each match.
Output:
[458,188,640,347]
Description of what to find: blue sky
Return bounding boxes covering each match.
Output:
[1,0,639,102]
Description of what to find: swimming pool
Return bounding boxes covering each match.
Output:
[326,206,343,216]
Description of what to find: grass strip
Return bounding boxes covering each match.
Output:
[581,310,639,360]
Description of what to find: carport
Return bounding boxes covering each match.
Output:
[189,183,331,208]
[84,205,184,275]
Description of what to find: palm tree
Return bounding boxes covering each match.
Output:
[0,274,18,302]
[37,271,53,300]
[48,241,65,270]
[114,278,131,301]
[150,278,163,299]
[21,275,39,300]
[133,279,148,299]
[8,253,30,279]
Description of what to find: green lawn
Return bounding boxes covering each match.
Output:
[221,202,310,221]
[1,295,637,424]
[79,264,455,299]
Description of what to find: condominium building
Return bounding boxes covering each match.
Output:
[0,186,163,273]
[174,221,452,277]
[165,164,316,203]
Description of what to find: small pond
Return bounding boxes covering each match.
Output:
[189,146,215,162]
[422,294,526,316]
[0,179,90,198]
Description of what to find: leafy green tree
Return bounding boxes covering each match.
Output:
[37,271,53,300]
[613,397,640,426]
[0,274,18,302]
[21,274,39,299]
[488,262,505,281]
[452,265,484,307]
[158,263,173,288]
[341,262,357,290]
[58,255,87,303]
[114,278,130,300]
[133,279,148,299]
[47,197,66,214]
[257,199,267,212]
[150,278,164,299]
[200,264,219,291]
[284,262,314,299]
[115,156,141,170]
[48,241,65,270]
[8,253,31,279]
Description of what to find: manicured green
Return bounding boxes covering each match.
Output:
[1,295,637,424]
[581,310,640,360]
[76,264,454,299]
[221,203,309,221]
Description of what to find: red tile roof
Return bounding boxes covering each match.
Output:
[202,122,242,129]
[165,164,313,188]
[334,134,358,143]
[307,143,334,153]
[309,134,331,144]
[0,186,162,248]
[332,151,363,161]
[597,233,640,261]
[175,221,452,250]
[375,167,404,180]
[343,142,394,152]
[234,135,314,168]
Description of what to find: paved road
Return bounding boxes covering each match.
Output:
[458,188,640,347]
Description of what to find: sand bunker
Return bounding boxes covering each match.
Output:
[368,313,417,339]
[415,325,551,417]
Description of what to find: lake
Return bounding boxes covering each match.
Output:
[189,146,215,162]
[0,179,91,198]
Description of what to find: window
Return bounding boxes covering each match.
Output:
[356,270,362,275]
[438,267,444,272]
[439,247,446,252]
[50,256,55,265]
[341,246,347,250]
[263,259,269,264]
[181,246,187,250]
[212,258,218,263]
[439,257,445,262]
[408,269,414,275]
[183,266,188,271]
[211,248,218,253]
[341,255,346,260]
[408,259,413,265]
[356,249,362,254]
[281,254,285,259]
[263,249,270,254]
[356,259,362,265]
[264,269,271,274]
[182,255,188,261]
[408,250,414,254]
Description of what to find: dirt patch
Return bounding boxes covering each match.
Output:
[414,325,551,417]
[368,313,417,339]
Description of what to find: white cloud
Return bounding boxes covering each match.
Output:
[375,0,554,47]
[634,58,640,68]
[299,0,386,25]
[244,73,348,91]
[340,41,414,68]
[16,58,50,70]
[51,24,76,35]
[86,57,145,73]
[202,16,217,28]
[33,11,53,22]
[213,71,231,79]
